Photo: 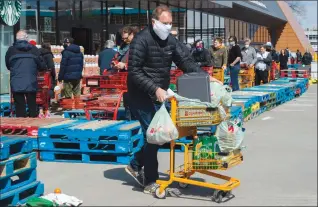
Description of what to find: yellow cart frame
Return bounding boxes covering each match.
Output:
[154,98,242,203]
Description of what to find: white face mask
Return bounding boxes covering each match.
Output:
[152,19,172,40]
[230,41,235,46]
[245,44,249,48]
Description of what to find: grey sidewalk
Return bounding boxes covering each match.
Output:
[37,86,317,206]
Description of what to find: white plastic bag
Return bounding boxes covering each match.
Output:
[41,193,83,206]
[210,82,233,107]
[146,104,179,145]
[215,120,244,153]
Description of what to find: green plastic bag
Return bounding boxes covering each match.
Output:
[26,197,56,207]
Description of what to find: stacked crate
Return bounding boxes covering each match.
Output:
[37,120,144,165]
[212,68,225,83]
[0,137,44,206]
[238,65,255,89]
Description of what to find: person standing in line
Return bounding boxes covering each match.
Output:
[279,49,288,70]
[296,49,302,64]
[209,37,228,70]
[5,30,46,117]
[98,40,117,75]
[192,40,213,67]
[112,26,139,71]
[227,36,242,91]
[39,43,56,99]
[125,5,203,194]
[255,45,272,86]
[58,38,84,99]
[241,38,257,68]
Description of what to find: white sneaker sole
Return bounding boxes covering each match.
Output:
[125,166,144,187]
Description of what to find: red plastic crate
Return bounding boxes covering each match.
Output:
[84,72,128,90]
[0,118,66,137]
[170,69,183,84]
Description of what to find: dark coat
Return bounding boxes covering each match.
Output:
[279,54,288,69]
[192,48,212,67]
[302,52,312,65]
[98,48,117,74]
[58,44,84,81]
[5,40,46,92]
[127,25,202,107]
[39,48,56,84]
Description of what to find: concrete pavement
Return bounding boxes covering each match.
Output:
[37,85,317,206]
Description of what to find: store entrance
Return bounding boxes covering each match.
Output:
[72,27,92,54]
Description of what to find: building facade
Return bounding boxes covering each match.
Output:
[305,29,318,52]
[0,0,314,94]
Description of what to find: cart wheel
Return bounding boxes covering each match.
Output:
[224,190,232,198]
[212,190,223,203]
[178,182,189,189]
[155,187,167,199]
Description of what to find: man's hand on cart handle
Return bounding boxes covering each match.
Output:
[156,87,167,103]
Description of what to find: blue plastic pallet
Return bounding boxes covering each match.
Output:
[0,137,34,160]
[248,87,283,102]
[38,134,144,154]
[229,106,243,122]
[38,120,142,142]
[63,108,126,120]
[0,152,37,179]
[232,99,253,110]
[231,95,260,104]
[39,151,134,165]
[0,181,44,206]
[236,90,271,102]
[253,86,286,100]
[0,168,36,194]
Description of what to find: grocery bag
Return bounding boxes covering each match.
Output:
[215,120,244,153]
[210,82,233,107]
[146,104,179,145]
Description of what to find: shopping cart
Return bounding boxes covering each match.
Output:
[154,98,242,203]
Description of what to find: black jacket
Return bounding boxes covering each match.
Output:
[127,26,202,106]
[279,54,288,69]
[192,48,212,67]
[58,44,84,81]
[5,40,46,92]
[302,52,312,65]
[296,51,302,62]
[39,48,56,84]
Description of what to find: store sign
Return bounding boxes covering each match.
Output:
[0,0,22,26]
[248,1,267,9]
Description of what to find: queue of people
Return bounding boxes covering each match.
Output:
[4,5,314,197]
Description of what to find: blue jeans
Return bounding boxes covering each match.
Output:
[129,102,170,185]
[229,63,241,91]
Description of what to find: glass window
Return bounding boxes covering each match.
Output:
[20,0,38,42]
[220,17,225,41]
[194,11,200,41]
[214,16,219,38]
[208,15,213,39]
[39,0,56,45]
[0,25,14,94]
[178,5,187,43]
[186,9,194,43]
[202,13,208,47]
[224,18,230,41]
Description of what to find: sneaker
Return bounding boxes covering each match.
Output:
[125,165,144,187]
[143,182,159,194]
